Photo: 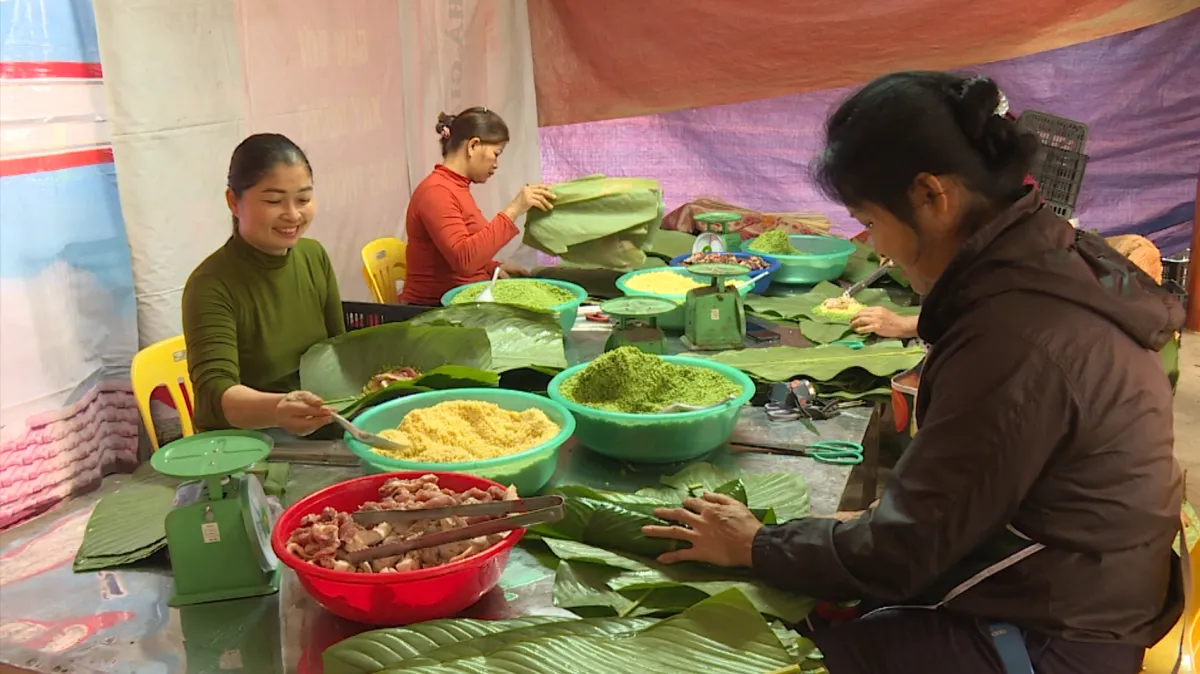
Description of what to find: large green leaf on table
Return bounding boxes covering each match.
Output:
[408,303,568,372]
[301,323,492,398]
[704,341,925,383]
[553,560,709,618]
[533,464,809,558]
[325,589,794,674]
[543,538,815,623]
[653,462,811,523]
[745,281,919,326]
[798,319,854,345]
[523,175,665,271]
[323,614,653,674]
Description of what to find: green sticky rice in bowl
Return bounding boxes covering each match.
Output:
[547,347,754,463]
[441,278,588,333]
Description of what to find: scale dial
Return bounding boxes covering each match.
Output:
[692,233,726,254]
[240,474,279,573]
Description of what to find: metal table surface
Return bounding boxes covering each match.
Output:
[0,320,881,674]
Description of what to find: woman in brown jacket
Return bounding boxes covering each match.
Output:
[644,72,1186,674]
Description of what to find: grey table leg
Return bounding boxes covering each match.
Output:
[857,402,883,509]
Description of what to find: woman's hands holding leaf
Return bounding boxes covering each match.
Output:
[503,184,556,220]
[642,492,763,567]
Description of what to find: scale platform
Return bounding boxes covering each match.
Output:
[680,262,749,352]
[150,430,280,607]
[692,211,743,254]
[600,297,677,354]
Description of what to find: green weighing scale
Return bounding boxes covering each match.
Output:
[150,430,280,607]
[600,296,677,354]
[681,262,749,351]
[692,212,743,254]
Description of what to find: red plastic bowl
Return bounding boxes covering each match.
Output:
[270,471,523,626]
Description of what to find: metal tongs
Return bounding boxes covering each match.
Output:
[342,495,565,564]
[842,259,895,298]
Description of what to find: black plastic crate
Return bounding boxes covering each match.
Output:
[342,301,436,331]
[1030,145,1088,216]
[1017,111,1089,153]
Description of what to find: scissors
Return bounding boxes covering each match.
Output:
[734,440,864,465]
[800,440,865,465]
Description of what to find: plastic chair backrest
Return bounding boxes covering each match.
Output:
[130,335,195,450]
[1186,525,1200,667]
[361,237,408,304]
[1144,514,1200,673]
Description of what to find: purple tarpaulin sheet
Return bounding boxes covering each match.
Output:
[540,10,1199,252]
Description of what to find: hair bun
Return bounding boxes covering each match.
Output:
[948,76,1037,171]
[952,76,1000,140]
[434,112,456,136]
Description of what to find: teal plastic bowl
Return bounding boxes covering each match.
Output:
[345,388,576,494]
[742,234,856,284]
[614,267,754,332]
[441,279,587,333]
[546,356,755,463]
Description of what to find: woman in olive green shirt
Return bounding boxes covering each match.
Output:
[182,133,344,435]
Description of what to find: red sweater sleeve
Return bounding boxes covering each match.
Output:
[416,185,519,276]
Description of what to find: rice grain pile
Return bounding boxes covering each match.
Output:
[748,229,801,255]
[559,346,743,414]
[624,270,749,296]
[375,400,560,463]
[451,280,574,311]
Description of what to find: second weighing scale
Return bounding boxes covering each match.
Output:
[681,262,749,351]
[692,212,743,254]
[151,430,280,607]
[600,296,677,354]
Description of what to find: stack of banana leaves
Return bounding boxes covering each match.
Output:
[299,303,568,417]
[321,462,832,674]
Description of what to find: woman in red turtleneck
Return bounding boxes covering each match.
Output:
[400,107,555,305]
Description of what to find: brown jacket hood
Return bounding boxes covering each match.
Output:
[919,189,1184,351]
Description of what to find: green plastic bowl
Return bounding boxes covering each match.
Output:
[441,279,587,333]
[742,234,855,284]
[546,356,755,464]
[613,267,754,332]
[345,388,576,494]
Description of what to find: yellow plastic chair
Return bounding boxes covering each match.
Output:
[1143,517,1200,672]
[130,335,196,450]
[361,237,408,304]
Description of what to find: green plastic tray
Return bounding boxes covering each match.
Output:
[613,267,754,332]
[742,234,855,285]
[344,388,575,495]
[546,356,755,464]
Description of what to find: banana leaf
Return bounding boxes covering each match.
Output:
[746,281,919,326]
[553,560,709,618]
[532,463,809,558]
[407,303,568,372]
[543,538,815,623]
[299,324,497,414]
[523,175,665,271]
[646,228,699,260]
[797,319,854,345]
[695,341,925,383]
[323,589,795,674]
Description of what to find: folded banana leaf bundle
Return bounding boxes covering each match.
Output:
[524,175,664,271]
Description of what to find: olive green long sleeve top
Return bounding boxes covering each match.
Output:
[182,234,346,431]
